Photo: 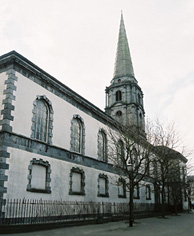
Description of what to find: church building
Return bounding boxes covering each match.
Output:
[0,13,187,215]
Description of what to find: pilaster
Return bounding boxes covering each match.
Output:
[0,69,17,132]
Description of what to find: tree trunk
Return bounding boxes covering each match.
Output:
[129,183,134,227]
[161,186,165,218]
[174,204,178,215]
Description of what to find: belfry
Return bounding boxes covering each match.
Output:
[105,13,145,132]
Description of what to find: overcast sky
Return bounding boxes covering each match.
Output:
[0,0,194,162]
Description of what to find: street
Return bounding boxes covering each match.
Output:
[1,212,194,236]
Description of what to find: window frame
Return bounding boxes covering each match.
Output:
[69,167,85,196]
[97,129,108,162]
[27,158,51,194]
[116,90,122,101]
[137,94,141,104]
[31,95,53,144]
[97,173,109,198]
[70,115,85,155]
[117,139,125,167]
[116,110,122,117]
[118,178,126,198]
[146,185,151,200]
[133,183,140,199]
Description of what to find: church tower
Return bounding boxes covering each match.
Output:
[105,13,145,132]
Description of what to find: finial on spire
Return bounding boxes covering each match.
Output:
[121,10,123,20]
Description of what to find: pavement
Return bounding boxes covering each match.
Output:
[1,212,194,236]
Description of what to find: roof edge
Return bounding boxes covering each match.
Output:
[0,50,119,128]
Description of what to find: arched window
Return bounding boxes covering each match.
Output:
[139,113,143,128]
[35,100,48,142]
[98,129,108,162]
[31,96,53,144]
[116,90,122,101]
[72,119,82,152]
[117,139,125,166]
[116,110,122,117]
[137,94,141,104]
[130,148,138,169]
[146,185,151,200]
[71,115,85,154]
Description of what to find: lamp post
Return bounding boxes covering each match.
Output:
[127,163,134,227]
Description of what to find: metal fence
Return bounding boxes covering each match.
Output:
[0,199,130,226]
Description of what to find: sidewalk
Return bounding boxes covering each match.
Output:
[1,212,194,236]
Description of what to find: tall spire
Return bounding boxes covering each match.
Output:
[105,12,145,133]
[113,12,135,79]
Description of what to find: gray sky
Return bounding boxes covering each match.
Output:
[1,0,194,161]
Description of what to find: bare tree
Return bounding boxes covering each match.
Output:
[108,119,189,223]
[168,163,187,215]
[108,124,154,227]
[151,120,188,218]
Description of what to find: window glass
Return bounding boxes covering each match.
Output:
[138,94,141,104]
[99,177,106,195]
[27,159,51,193]
[118,140,124,158]
[98,174,109,197]
[146,185,151,199]
[117,140,124,167]
[72,172,82,192]
[72,118,82,153]
[118,179,126,198]
[116,110,122,117]
[34,100,49,142]
[116,90,122,101]
[98,130,107,162]
[31,164,46,189]
[69,167,85,195]
[134,184,140,199]
[118,183,124,196]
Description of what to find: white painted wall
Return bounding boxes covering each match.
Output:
[5,147,131,203]
[7,71,156,204]
[13,72,111,160]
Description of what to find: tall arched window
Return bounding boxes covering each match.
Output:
[117,139,125,166]
[35,100,49,142]
[139,113,143,128]
[71,115,85,154]
[98,129,108,162]
[31,96,53,144]
[132,148,138,168]
[72,118,82,153]
[137,94,141,104]
[116,90,122,101]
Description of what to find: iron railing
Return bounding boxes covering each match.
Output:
[0,199,130,226]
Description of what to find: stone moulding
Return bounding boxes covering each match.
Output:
[0,69,17,200]
[0,69,17,132]
[27,158,51,194]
